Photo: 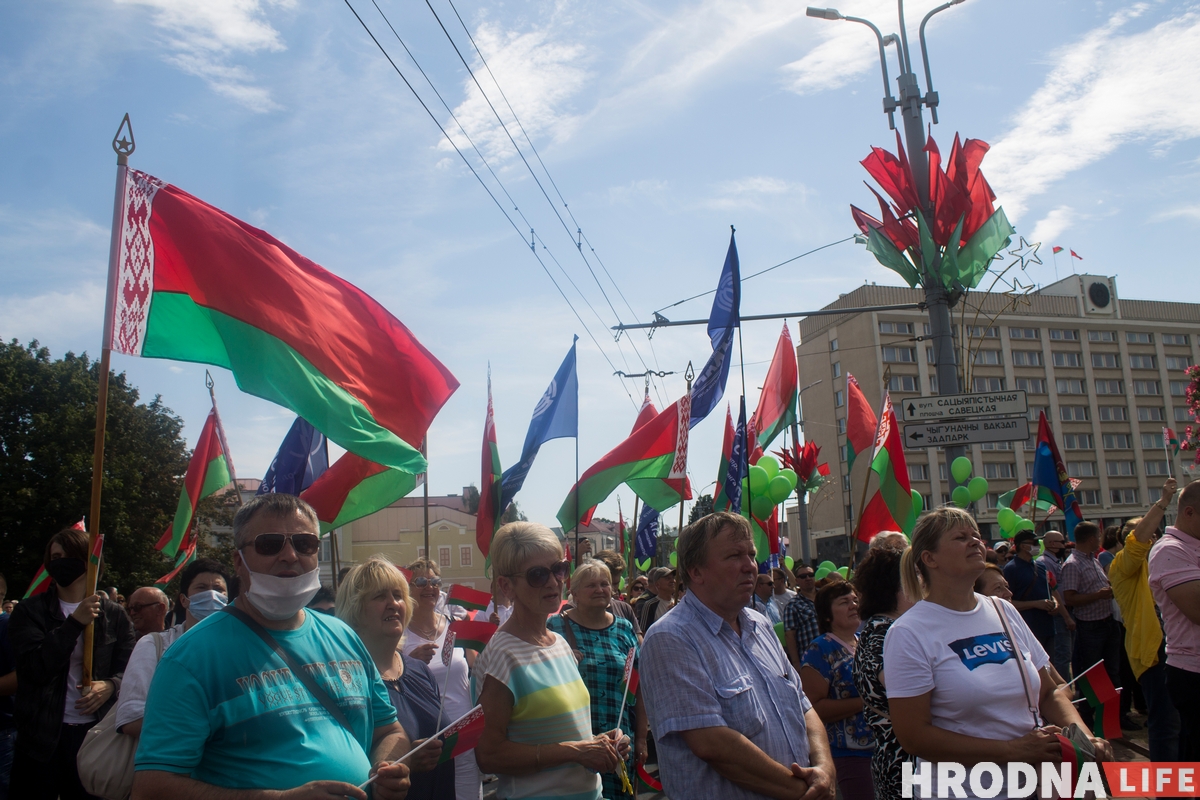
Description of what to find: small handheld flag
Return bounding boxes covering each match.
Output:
[614,646,638,737]
[23,567,51,599]
[447,585,491,612]
[359,705,484,789]
[441,629,457,668]
[448,619,498,652]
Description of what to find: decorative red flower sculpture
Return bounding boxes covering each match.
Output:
[774,441,829,494]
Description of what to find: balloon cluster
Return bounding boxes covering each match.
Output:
[744,455,799,521]
[813,560,850,581]
[996,506,1036,539]
[949,457,989,509]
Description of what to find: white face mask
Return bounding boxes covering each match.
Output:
[186,589,228,621]
[239,552,322,621]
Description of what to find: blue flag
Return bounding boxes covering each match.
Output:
[258,417,329,496]
[500,337,579,509]
[723,396,748,515]
[690,231,740,428]
[635,503,660,560]
[1030,411,1083,536]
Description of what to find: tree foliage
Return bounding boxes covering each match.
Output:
[1182,365,1200,463]
[0,340,190,594]
[688,494,715,525]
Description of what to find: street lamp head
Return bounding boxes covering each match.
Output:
[882,33,899,46]
[806,7,844,20]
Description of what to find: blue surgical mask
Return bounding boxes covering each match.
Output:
[187,589,228,620]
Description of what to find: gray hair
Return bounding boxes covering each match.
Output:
[232,493,320,548]
[572,560,611,587]
[491,521,563,578]
[677,511,751,589]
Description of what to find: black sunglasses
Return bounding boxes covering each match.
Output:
[247,532,321,557]
[507,559,570,588]
[411,576,443,588]
[796,572,815,580]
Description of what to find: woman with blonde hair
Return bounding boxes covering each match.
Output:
[473,522,628,800]
[337,555,454,800]
[884,507,1112,797]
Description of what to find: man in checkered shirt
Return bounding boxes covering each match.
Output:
[1061,520,1124,726]
[783,564,819,672]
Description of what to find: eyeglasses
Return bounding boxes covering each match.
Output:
[411,576,443,588]
[507,559,571,589]
[246,532,321,557]
[796,572,815,580]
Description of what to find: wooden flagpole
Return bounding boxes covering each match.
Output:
[83,115,135,688]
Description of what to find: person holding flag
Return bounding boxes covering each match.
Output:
[8,526,135,799]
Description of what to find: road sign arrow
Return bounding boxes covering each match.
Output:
[908,431,924,442]
[907,402,916,416]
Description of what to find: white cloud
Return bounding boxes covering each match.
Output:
[702,176,805,209]
[1151,204,1200,222]
[1029,206,1075,245]
[114,0,294,111]
[986,6,1200,220]
[0,284,105,345]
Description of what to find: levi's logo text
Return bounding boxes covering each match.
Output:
[948,633,1014,670]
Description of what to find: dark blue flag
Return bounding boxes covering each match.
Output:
[258,417,329,496]
[635,503,660,561]
[723,396,748,514]
[500,337,579,509]
[690,231,740,428]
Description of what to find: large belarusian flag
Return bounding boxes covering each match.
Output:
[845,374,878,470]
[869,394,915,534]
[855,490,900,543]
[300,452,417,534]
[558,395,692,530]
[476,373,503,557]
[105,168,458,475]
[752,323,798,449]
[622,391,687,520]
[156,405,233,558]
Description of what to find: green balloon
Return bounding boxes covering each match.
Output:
[819,561,837,572]
[774,621,786,647]
[784,556,795,570]
[997,507,1017,531]
[1037,540,1045,558]
[637,558,652,571]
[758,456,780,480]
[749,465,769,495]
[952,485,972,508]
[1017,518,1036,532]
[911,489,924,514]
[751,495,774,520]
[619,577,626,590]
[780,468,799,490]
[669,551,678,567]
[814,567,832,581]
[968,476,989,502]
[951,456,973,484]
[768,475,793,504]
[1001,528,1015,539]
[741,477,750,497]
[836,566,849,579]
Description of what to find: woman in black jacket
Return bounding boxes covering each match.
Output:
[8,526,136,799]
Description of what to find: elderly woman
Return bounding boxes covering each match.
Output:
[885,507,1111,797]
[474,522,628,800]
[974,563,1013,601]
[402,558,481,800]
[548,561,647,799]
[337,556,454,800]
[851,545,913,800]
[801,581,874,800]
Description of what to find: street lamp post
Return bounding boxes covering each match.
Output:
[791,379,823,565]
[806,0,969,494]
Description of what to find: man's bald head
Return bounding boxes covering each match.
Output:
[1177,481,1200,537]
[128,586,169,635]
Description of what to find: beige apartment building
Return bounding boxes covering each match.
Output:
[795,274,1198,557]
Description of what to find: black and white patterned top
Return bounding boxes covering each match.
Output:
[853,614,910,800]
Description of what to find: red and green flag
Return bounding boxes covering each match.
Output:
[752,323,798,449]
[637,765,663,792]
[869,394,915,534]
[997,482,1058,515]
[558,394,692,530]
[855,490,900,543]
[89,534,104,568]
[155,532,198,587]
[1165,426,1181,457]
[1052,246,1064,254]
[1091,697,1122,739]
[437,705,485,764]
[477,372,503,557]
[156,405,233,558]
[449,619,498,652]
[631,389,658,433]
[104,168,458,476]
[1075,661,1122,739]
[300,452,417,534]
[447,585,491,612]
[845,374,878,471]
[714,405,736,511]
[23,567,51,599]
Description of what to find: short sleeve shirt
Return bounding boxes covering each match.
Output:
[135,605,397,790]
[800,634,872,757]
[783,594,819,654]
[1002,558,1055,640]
[1061,550,1113,622]
[1149,528,1200,673]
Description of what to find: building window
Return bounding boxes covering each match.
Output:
[1053,352,1083,368]
[1064,434,1094,449]
[1050,329,1080,341]
[1017,378,1047,394]
[1170,381,1189,397]
[842,444,849,462]
[1027,406,1048,422]
[460,546,473,567]
[981,441,1014,451]
[883,346,916,363]
[1101,434,1131,449]
[1079,489,1101,505]
[1166,356,1194,370]
[438,546,451,568]
[830,338,839,351]
[1091,353,1119,369]
[1106,461,1136,477]
[1163,334,1189,346]
[1013,350,1043,367]
[1057,379,1086,395]
[1088,330,1116,343]
[1146,460,1171,476]
[1142,432,1165,449]
[927,347,936,365]
[1129,355,1157,370]
[888,375,919,392]
[835,390,845,408]
[1095,379,1124,395]
[837,418,847,434]
[1067,462,1097,477]
[832,361,841,378]
[1098,406,1128,421]
[1138,407,1166,422]
[842,474,851,491]
[924,323,958,338]
[1111,488,1139,505]
[967,326,1000,338]
[1177,407,1194,423]
[880,321,915,334]
[1009,327,1040,340]
[845,504,853,520]
[1060,406,1090,422]
[1127,332,1153,344]
[938,463,948,481]
[417,547,426,560]
[1134,380,1161,396]
[984,462,1015,479]
[922,493,933,510]
[973,350,1002,365]
[973,377,1005,392]
[908,464,929,481]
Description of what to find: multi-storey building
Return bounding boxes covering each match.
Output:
[795,274,1198,555]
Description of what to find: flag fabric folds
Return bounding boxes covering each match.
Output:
[447,585,491,612]
[477,372,503,557]
[258,417,328,496]
[438,706,485,764]
[1031,412,1082,535]
[448,620,498,652]
[1052,246,1064,254]
[635,504,659,561]
[1070,250,1083,260]
[689,232,740,428]
[845,375,878,471]
[997,483,1058,515]
[869,394,915,534]
[1076,661,1121,739]
[499,339,578,510]
[1165,426,1181,457]
[713,405,736,511]
[856,491,900,543]
[105,168,457,474]
[720,398,749,515]
[631,390,658,433]
[752,323,798,449]
[625,388,687,515]
[23,568,51,599]
[300,452,416,534]
[157,405,233,558]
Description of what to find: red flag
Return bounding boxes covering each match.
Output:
[447,584,492,612]
[476,372,502,557]
[437,705,485,763]
[631,389,657,433]
[301,452,417,534]
[1052,246,1064,254]
[23,567,51,599]
[449,619,499,651]
[157,404,233,558]
[71,518,86,531]
[1070,250,1082,260]
[870,394,915,533]
[714,405,736,511]
[856,490,900,543]
[752,323,799,448]
[845,374,878,470]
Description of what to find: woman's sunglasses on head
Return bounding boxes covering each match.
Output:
[507,559,571,588]
[411,576,443,588]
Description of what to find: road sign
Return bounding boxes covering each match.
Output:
[903,416,1030,447]
[900,391,1028,422]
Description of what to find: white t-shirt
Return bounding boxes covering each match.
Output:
[483,601,513,626]
[114,623,184,730]
[884,595,1049,799]
[59,599,95,724]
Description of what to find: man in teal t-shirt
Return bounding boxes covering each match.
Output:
[132,494,411,800]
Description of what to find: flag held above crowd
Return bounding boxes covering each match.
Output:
[258,416,328,496]
[689,231,740,428]
[752,323,798,449]
[155,402,233,558]
[477,371,503,557]
[1031,411,1083,535]
[299,451,418,534]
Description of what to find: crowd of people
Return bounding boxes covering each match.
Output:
[0,476,1196,800]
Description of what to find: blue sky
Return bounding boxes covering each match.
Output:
[4,0,1200,529]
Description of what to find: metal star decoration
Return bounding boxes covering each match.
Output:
[1006,237,1042,272]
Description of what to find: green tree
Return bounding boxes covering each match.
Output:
[0,340,190,594]
[688,494,715,525]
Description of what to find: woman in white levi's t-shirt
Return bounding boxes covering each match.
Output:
[883,507,1112,799]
